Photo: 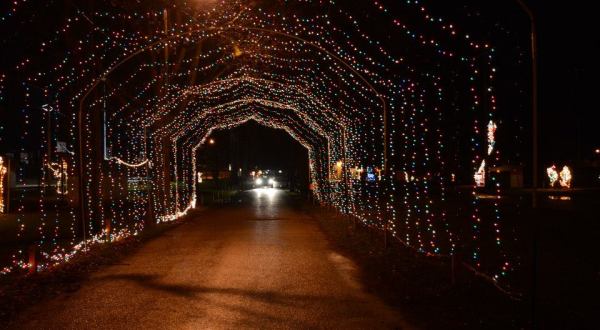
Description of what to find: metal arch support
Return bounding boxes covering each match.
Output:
[77,24,389,233]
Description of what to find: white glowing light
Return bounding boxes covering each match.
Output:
[559,166,572,189]
[0,157,7,213]
[107,156,149,168]
[547,165,559,188]
[255,187,278,199]
[487,120,497,156]
[331,160,343,181]
[474,160,486,188]
[47,159,69,195]
[158,198,196,223]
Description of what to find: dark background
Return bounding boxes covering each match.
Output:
[197,120,310,182]
[531,0,598,162]
[0,0,598,173]
[437,0,599,165]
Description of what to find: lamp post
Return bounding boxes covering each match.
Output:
[205,138,218,202]
[515,3,540,328]
[0,157,7,214]
[516,0,539,208]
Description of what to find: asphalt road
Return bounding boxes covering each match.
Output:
[13,189,411,329]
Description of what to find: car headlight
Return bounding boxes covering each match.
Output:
[268,178,275,185]
[255,178,263,185]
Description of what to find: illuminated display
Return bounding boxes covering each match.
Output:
[487,121,497,156]
[0,1,511,292]
[0,157,7,213]
[547,165,559,188]
[559,166,573,189]
[47,159,69,195]
[474,160,486,188]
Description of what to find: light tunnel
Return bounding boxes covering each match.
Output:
[2,0,517,294]
[156,101,338,221]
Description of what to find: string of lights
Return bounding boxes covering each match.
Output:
[0,0,515,293]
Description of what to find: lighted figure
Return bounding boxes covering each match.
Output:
[487,120,497,156]
[0,157,7,213]
[232,44,243,58]
[474,160,486,187]
[559,166,572,189]
[546,165,559,188]
[366,167,376,182]
[332,160,343,181]
[350,166,363,180]
[47,159,69,195]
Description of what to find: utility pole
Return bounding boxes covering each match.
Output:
[516,0,538,208]
[382,95,388,177]
[163,9,169,92]
[515,3,539,328]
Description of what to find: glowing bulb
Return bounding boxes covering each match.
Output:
[0,157,7,213]
[474,160,486,188]
[559,166,572,189]
[547,165,558,188]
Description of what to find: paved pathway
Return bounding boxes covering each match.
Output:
[13,190,411,329]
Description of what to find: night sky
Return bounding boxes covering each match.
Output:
[0,0,598,165]
[530,0,599,162]
[200,120,310,177]
[452,0,599,163]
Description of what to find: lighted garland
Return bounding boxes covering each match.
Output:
[0,0,515,293]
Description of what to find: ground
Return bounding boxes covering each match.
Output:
[7,189,411,329]
[4,188,596,329]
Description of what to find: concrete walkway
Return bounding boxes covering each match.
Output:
[13,189,411,329]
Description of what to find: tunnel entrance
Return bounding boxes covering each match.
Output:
[0,1,520,298]
[192,120,310,203]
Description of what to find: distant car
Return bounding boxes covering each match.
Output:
[254,176,276,188]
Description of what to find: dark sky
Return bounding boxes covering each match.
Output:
[472,0,598,164]
[200,120,309,177]
[1,0,598,166]
[529,0,599,162]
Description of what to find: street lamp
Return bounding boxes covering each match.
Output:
[515,0,539,208]
[0,156,7,214]
[513,4,541,328]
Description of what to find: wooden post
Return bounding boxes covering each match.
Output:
[105,218,112,243]
[383,223,388,250]
[28,245,38,275]
[6,158,10,213]
[145,187,155,228]
[451,254,456,286]
[162,9,170,93]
